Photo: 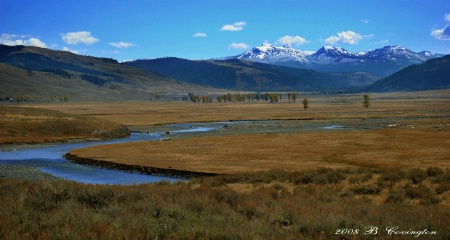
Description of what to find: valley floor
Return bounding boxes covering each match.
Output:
[1,90,450,239]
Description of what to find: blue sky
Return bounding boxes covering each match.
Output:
[1,0,449,61]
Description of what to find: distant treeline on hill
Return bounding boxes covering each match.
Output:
[80,74,109,86]
[41,69,72,78]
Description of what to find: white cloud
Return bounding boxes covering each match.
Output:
[61,31,99,45]
[26,38,48,48]
[325,31,363,45]
[276,35,308,46]
[361,19,370,24]
[109,41,136,49]
[228,42,249,50]
[193,32,207,37]
[0,34,47,48]
[431,27,450,40]
[445,13,450,22]
[431,13,450,40]
[221,21,246,31]
[62,47,78,54]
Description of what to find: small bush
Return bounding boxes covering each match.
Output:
[426,167,444,177]
[348,173,373,184]
[377,170,405,187]
[290,168,345,185]
[404,184,439,205]
[408,168,428,184]
[435,183,450,195]
[431,171,450,183]
[76,188,114,209]
[385,189,405,203]
[350,184,382,195]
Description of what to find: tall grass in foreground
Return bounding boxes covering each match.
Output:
[1,167,450,239]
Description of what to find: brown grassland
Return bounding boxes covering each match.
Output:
[37,90,450,173]
[0,106,129,146]
[1,90,450,239]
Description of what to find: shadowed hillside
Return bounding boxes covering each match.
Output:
[123,58,379,91]
[368,55,450,92]
[0,45,220,101]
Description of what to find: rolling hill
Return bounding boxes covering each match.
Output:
[0,45,219,101]
[123,58,378,91]
[368,55,450,92]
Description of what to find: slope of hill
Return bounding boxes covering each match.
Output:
[368,55,450,92]
[0,45,218,101]
[124,58,378,91]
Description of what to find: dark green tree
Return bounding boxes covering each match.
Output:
[363,95,371,109]
[302,98,309,110]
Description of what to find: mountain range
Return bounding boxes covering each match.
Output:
[0,44,449,102]
[231,44,443,77]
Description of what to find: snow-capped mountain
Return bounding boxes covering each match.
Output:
[231,44,443,77]
[235,43,314,65]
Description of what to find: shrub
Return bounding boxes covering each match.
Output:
[348,173,373,184]
[431,171,450,183]
[290,168,345,185]
[377,170,405,187]
[404,184,439,205]
[385,189,405,203]
[408,168,428,184]
[25,181,73,212]
[435,183,450,195]
[350,184,382,195]
[76,188,114,209]
[426,167,444,177]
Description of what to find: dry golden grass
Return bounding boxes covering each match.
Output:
[69,127,450,174]
[47,89,450,174]
[28,89,450,126]
[0,106,129,145]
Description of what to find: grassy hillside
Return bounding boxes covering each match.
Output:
[369,55,450,92]
[0,45,222,101]
[124,58,378,91]
[0,106,129,145]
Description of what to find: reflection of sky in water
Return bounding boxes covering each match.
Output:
[322,125,346,130]
[0,124,218,185]
[39,164,181,185]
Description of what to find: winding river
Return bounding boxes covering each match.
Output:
[0,123,221,185]
[0,119,383,185]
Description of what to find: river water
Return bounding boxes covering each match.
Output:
[0,120,385,185]
[0,123,221,185]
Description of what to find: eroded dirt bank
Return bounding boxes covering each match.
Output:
[64,153,218,178]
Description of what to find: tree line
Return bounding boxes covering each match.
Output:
[186,92,302,104]
[185,93,372,111]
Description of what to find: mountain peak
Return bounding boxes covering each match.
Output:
[231,44,443,77]
[313,46,354,57]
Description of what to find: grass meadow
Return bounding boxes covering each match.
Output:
[1,90,449,239]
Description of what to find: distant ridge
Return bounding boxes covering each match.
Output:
[367,55,450,92]
[123,58,379,91]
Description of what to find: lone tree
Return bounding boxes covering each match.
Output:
[302,98,309,110]
[363,94,371,109]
